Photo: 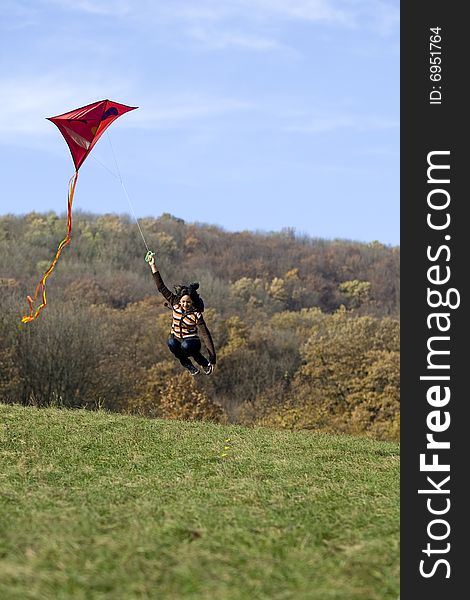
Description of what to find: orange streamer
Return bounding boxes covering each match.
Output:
[21,171,79,323]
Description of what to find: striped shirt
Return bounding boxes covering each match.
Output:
[152,270,217,363]
[171,305,203,339]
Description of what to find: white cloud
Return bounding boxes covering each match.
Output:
[187,25,291,52]
[44,0,133,16]
[245,0,352,24]
[5,0,399,31]
[283,112,398,133]
[0,70,396,143]
[0,73,254,140]
[158,1,399,57]
[165,0,398,34]
[0,74,131,137]
[27,0,399,38]
[120,95,255,129]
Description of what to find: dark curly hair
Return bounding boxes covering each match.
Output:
[173,282,204,312]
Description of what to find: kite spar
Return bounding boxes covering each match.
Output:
[21,99,137,323]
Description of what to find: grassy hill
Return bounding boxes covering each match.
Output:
[0,404,399,600]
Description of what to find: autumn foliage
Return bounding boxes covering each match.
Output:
[0,212,399,439]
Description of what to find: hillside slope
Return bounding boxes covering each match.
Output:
[0,404,399,600]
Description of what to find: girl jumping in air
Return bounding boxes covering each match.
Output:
[147,255,216,376]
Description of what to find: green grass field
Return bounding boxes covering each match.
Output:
[0,403,399,600]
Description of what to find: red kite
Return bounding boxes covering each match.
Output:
[21,99,137,323]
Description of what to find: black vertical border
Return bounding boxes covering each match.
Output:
[401,3,466,598]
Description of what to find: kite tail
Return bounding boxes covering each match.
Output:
[21,171,79,323]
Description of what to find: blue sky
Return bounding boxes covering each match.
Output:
[0,0,399,245]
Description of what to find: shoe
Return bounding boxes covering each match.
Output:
[202,363,213,375]
[185,364,200,376]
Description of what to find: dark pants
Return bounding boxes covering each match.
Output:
[167,336,209,368]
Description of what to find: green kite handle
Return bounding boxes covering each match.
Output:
[145,250,155,263]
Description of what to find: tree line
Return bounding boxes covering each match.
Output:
[0,212,399,440]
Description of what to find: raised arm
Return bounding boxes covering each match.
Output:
[147,255,177,305]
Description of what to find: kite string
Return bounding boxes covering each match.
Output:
[105,132,150,253]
